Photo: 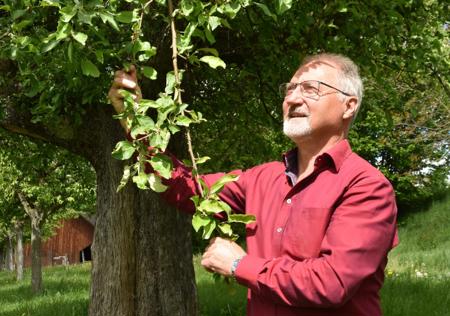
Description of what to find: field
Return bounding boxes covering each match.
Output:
[1,196,449,316]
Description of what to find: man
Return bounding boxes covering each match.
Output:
[109,53,398,316]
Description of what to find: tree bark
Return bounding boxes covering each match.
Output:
[15,222,24,281]
[6,235,14,272]
[18,192,43,294]
[30,215,43,293]
[88,108,197,316]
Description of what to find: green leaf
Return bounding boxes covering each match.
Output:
[165,71,176,94]
[136,115,155,130]
[149,154,173,179]
[98,11,119,31]
[139,99,160,112]
[276,0,292,15]
[133,173,149,190]
[148,173,167,192]
[130,115,155,138]
[254,3,277,21]
[77,9,93,25]
[181,0,194,16]
[202,220,217,239]
[12,20,33,31]
[60,5,77,22]
[142,66,157,80]
[218,3,241,19]
[192,213,212,232]
[197,47,219,57]
[117,165,132,192]
[72,31,88,45]
[196,156,211,164]
[42,39,61,53]
[81,58,100,77]
[12,9,27,20]
[208,16,221,31]
[190,195,200,207]
[112,141,135,160]
[197,178,210,197]
[116,11,135,24]
[198,199,227,214]
[218,223,233,237]
[204,26,216,44]
[199,56,226,69]
[228,214,256,224]
[55,23,71,40]
[176,116,192,127]
[210,173,239,195]
[95,50,104,64]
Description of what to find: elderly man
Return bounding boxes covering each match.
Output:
[109,53,398,316]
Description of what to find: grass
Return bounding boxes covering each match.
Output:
[0,263,90,316]
[1,195,448,315]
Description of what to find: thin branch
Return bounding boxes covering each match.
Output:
[167,0,203,196]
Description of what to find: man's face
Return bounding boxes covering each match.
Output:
[282,61,347,142]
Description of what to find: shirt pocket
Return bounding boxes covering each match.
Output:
[283,207,333,259]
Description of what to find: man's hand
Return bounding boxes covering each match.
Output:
[201,237,246,277]
[108,65,142,131]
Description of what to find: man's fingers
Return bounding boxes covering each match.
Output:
[113,74,137,90]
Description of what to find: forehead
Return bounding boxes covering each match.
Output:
[291,60,339,83]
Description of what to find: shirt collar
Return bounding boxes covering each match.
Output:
[282,139,353,182]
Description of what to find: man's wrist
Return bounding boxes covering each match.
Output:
[231,256,244,277]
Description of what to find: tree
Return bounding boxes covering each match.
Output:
[0,129,96,292]
[0,0,448,314]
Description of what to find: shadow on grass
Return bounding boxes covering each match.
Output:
[382,275,450,316]
[197,279,247,316]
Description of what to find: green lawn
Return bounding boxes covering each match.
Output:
[1,195,449,315]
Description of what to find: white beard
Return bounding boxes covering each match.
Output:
[283,117,313,140]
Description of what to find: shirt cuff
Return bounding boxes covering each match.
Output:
[234,254,270,291]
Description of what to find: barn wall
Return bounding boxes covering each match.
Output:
[24,217,94,267]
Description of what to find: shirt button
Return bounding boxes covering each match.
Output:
[286,198,292,204]
[276,227,283,233]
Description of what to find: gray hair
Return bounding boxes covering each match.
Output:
[300,53,364,121]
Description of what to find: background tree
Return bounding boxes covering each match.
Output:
[0,129,96,293]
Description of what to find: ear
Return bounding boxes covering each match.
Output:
[343,97,358,120]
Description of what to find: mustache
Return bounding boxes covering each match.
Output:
[287,106,309,118]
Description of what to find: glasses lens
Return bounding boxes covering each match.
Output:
[300,81,320,99]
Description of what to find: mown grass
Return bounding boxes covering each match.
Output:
[1,195,448,316]
[0,263,90,316]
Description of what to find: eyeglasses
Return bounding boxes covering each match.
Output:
[279,80,352,101]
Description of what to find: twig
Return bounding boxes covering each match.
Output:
[167,0,203,196]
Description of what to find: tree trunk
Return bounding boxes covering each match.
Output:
[18,193,43,294]
[15,222,24,281]
[30,215,43,293]
[2,96,198,315]
[6,235,14,272]
[88,108,197,316]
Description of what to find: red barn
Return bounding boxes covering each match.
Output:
[24,216,94,267]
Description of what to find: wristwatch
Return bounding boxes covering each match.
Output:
[231,257,242,277]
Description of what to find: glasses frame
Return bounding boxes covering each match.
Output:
[279,80,352,101]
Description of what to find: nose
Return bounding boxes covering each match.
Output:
[284,85,305,106]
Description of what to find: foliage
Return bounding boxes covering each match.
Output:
[0,0,448,224]
[0,128,96,240]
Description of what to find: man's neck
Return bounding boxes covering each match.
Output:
[295,135,345,182]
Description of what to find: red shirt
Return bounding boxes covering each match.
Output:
[162,139,398,316]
